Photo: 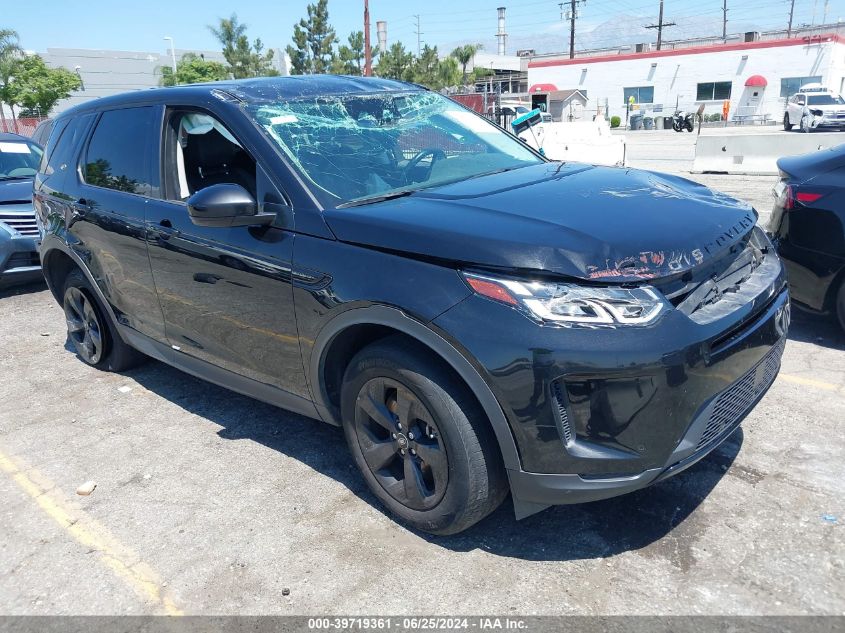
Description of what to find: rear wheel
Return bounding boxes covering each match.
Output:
[62,269,145,371]
[836,280,845,332]
[340,336,508,535]
[783,113,793,131]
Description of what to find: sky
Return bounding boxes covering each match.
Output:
[6,0,845,58]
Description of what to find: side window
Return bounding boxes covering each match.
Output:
[84,107,155,196]
[38,118,69,175]
[162,110,256,202]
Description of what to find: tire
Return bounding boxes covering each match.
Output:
[685,121,694,132]
[836,280,845,333]
[62,269,146,371]
[672,122,682,132]
[784,113,793,131]
[340,336,508,535]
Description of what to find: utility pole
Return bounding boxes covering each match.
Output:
[787,0,795,36]
[414,15,423,56]
[645,0,676,50]
[560,0,586,60]
[364,0,372,76]
[722,0,728,43]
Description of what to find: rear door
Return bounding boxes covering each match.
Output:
[144,105,308,399]
[70,106,166,342]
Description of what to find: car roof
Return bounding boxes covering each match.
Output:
[58,75,426,118]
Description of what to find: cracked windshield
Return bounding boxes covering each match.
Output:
[250,91,541,205]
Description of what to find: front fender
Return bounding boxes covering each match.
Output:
[308,304,521,472]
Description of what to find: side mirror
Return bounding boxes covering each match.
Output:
[186,183,273,228]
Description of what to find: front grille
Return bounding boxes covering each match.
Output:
[697,338,785,450]
[0,213,39,236]
[551,379,573,446]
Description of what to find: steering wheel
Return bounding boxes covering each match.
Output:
[404,148,446,184]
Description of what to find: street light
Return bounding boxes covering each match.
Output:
[74,65,85,91]
[163,36,177,74]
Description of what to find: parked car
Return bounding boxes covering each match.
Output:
[1,132,44,287]
[784,86,845,132]
[36,77,788,534]
[769,144,845,330]
[30,118,54,148]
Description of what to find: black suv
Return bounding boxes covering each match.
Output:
[35,77,789,535]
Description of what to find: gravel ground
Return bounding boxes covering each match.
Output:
[0,129,842,617]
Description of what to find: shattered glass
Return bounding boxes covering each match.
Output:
[247,91,541,205]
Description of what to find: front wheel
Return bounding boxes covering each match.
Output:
[672,121,682,132]
[340,336,508,535]
[784,113,793,131]
[836,280,845,332]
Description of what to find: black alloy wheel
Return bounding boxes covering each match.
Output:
[64,286,104,365]
[340,335,508,535]
[353,377,448,510]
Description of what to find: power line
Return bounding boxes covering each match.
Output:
[787,0,796,36]
[413,14,423,56]
[560,0,586,59]
[644,0,676,50]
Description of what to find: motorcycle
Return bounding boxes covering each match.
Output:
[672,110,695,132]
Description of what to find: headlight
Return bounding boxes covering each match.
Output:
[463,272,668,326]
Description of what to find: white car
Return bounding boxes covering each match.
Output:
[784,87,845,132]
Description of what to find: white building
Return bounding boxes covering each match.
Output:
[527,28,845,124]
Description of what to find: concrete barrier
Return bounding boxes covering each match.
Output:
[691,132,845,175]
[517,119,627,167]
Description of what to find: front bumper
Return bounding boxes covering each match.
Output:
[0,232,42,287]
[508,334,784,507]
[432,267,788,509]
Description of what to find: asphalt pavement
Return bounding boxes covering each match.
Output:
[0,128,842,616]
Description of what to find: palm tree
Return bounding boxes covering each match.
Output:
[450,43,482,86]
[0,29,22,133]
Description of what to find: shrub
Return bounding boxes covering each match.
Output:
[610,115,621,128]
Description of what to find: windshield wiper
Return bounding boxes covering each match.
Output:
[0,175,33,182]
[337,189,417,209]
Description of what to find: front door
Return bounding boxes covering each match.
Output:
[144,107,308,399]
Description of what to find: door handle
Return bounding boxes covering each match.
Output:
[151,218,177,241]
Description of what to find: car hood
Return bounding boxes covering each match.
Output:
[323,163,757,282]
[0,178,34,204]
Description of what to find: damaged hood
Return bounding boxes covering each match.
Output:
[322,163,757,282]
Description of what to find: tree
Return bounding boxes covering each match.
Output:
[7,54,81,117]
[331,30,375,76]
[209,14,276,79]
[159,53,229,86]
[375,42,413,82]
[286,0,337,75]
[435,57,461,91]
[0,29,22,131]
[450,43,483,85]
[411,44,439,87]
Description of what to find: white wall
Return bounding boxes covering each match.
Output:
[528,37,845,122]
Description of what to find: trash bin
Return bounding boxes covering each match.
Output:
[629,113,643,130]
[663,116,674,129]
[643,117,654,130]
